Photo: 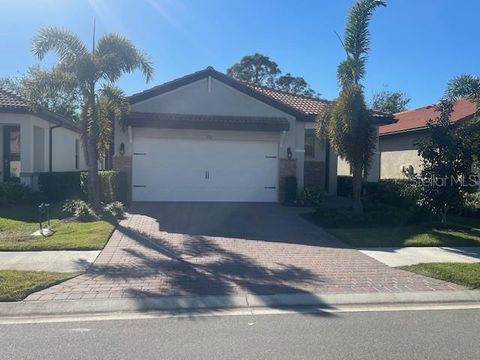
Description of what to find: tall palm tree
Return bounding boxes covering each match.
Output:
[316,0,386,212]
[32,27,153,207]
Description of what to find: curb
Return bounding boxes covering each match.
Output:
[1,290,480,317]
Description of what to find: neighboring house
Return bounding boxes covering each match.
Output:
[112,67,394,202]
[0,88,86,188]
[378,98,476,180]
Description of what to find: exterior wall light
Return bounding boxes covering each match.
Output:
[120,143,125,156]
[287,147,292,159]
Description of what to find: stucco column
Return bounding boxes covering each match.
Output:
[20,118,34,186]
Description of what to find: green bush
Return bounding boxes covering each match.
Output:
[284,176,297,205]
[103,201,126,221]
[81,171,128,204]
[337,176,353,197]
[311,204,427,228]
[297,186,325,206]
[366,179,420,209]
[38,172,82,201]
[463,192,480,217]
[62,199,97,222]
[0,182,31,204]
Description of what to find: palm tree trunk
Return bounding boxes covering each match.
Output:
[85,88,101,209]
[86,133,100,208]
[352,164,363,213]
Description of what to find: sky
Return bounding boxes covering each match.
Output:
[0,0,478,109]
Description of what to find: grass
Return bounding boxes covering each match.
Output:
[0,204,114,251]
[327,223,480,248]
[0,270,77,301]
[400,263,480,289]
[310,206,480,248]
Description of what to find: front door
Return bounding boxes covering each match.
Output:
[3,126,21,182]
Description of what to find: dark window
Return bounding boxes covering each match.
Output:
[305,131,316,158]
[75,139,80,169]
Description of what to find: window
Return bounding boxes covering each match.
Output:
[75,139,80,169]
[305,131,316,158]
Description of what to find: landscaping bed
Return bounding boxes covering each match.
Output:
[400,263,480,289]
[0,270,76,301]
[0,204,114,251]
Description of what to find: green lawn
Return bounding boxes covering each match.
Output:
[400,263,480,289]
[327,222,480,248]
[310,206,480,248]
[0,270,77,301]
[0,204,114,251]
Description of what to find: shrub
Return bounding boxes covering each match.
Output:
[366,179,420,209]
[311,204,427,228]
[103,201,126,220]
[81,171,128,204]
[297,186,325,206]
[0,182,30,204]
[38,172,82,201]
[463,192,480,217]
[337,176,353,197]
[62,199,97,222]
[284,176,297,205]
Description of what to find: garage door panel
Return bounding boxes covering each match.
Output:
[132,137,279,202]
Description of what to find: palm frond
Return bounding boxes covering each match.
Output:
[445,75,480,101]
[339,0,386,86]
[32,27,88,64]
[96,33,153,83]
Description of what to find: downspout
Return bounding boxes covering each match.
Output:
[49,123,61,172]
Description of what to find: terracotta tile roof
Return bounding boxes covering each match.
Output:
[0,88,79,132]
[243,82,330,116]
[0,88,28,110]
[380,98,476,136]
[129,112,290,132]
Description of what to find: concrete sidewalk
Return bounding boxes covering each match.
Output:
[0,251,100,272]
[359,247,480,267]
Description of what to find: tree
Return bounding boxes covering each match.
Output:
[316,0,386,212]
[416,100,475,224]
[371,90,410,113]
[32,27,153,208]
[276,73,317,97]
[227,53,280,87]
[445,74,480,163]
[0,66,81,122]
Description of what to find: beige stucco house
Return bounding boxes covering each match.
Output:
[0,88,86,188]
[338,99,476,181]
[112,67,342,202]
[378,99,475,180]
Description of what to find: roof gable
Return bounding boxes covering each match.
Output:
[129,67,314,120]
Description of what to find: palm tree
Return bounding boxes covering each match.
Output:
[445,75,480,163]
[316,0,386,212]
[32,27,153,208]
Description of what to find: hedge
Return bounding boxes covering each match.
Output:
[337,176,419,209]
[39,171,128,204]
[38,172,82,201]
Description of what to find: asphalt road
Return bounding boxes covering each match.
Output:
[1,308,479,360]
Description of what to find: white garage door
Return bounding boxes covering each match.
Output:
[132,137,279,202]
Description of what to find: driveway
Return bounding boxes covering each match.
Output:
[27,203,460,301]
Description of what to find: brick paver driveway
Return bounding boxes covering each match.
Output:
[28,203,460,301]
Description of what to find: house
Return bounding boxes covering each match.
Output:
[112,67,394,202]
[0,88,86,188]
[378,98,476,179]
